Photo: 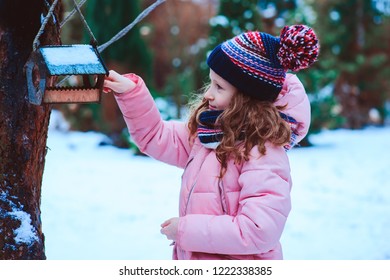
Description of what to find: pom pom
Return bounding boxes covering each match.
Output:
[277,25,319,72]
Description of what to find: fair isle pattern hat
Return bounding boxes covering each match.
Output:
[207,25,319,102]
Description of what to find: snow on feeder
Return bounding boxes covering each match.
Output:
[25,44,108,105]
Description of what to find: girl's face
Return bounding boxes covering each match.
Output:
[204,69,238,111]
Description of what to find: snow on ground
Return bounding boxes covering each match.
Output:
[41,112,390,260]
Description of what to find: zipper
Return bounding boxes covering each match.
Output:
[184,166,202,215]
[218,178,229,215]
[183,150,209,215]
[181,157,194,179]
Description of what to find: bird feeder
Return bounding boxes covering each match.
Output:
[25,44,108,105]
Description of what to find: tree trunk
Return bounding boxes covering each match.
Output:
[0,0,61,260]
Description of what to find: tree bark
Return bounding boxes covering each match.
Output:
[0,0,61,260]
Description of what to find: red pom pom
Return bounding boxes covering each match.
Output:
[278,25,319,71]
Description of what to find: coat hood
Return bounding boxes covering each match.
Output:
[275,73,311,149]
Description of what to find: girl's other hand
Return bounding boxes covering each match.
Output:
[103,70,136,94]
[160,217,179,241]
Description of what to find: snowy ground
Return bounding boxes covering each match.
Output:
[41,112,390,260]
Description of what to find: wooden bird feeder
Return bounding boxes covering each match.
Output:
[25,44,108,105]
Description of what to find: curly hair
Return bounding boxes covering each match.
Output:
[187,84,291,178]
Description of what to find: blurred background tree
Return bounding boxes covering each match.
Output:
[208,0,263,47]
[311,0,390,129]
[143,0,216,119]
[192,0,264,92]
[256,0,346,139]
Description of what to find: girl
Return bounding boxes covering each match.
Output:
[104,25,319,260]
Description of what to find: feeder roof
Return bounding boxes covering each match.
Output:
[39,45,107,75]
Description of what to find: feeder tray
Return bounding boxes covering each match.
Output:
[25,44,108,105]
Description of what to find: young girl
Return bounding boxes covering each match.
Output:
[104,25,319,260]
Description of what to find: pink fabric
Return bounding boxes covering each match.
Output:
[276,74,311,145]
[114,73,310,260]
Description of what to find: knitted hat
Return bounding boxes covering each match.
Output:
[207,25,319,102]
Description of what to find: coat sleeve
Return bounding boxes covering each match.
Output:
[114,73,191,168]
[176,144,291,255]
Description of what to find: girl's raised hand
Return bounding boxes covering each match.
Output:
[103,70,136,94]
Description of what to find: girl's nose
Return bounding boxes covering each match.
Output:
[204,90,214,101]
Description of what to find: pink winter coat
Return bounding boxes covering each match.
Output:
[114,73,311,260]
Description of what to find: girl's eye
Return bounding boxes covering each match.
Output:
[216,84,223,90]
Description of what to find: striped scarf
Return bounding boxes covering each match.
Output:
[279,112,299,151]
[197,110,299,151]
[197,110,224,149]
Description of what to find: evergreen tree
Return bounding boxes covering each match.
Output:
[209,0,263,47]
[258,0,389,132]
[85,0,152,82]
[311,0,390,128]
[259,0,347,134]
[257,0,297,33]
[194,0,263,90]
